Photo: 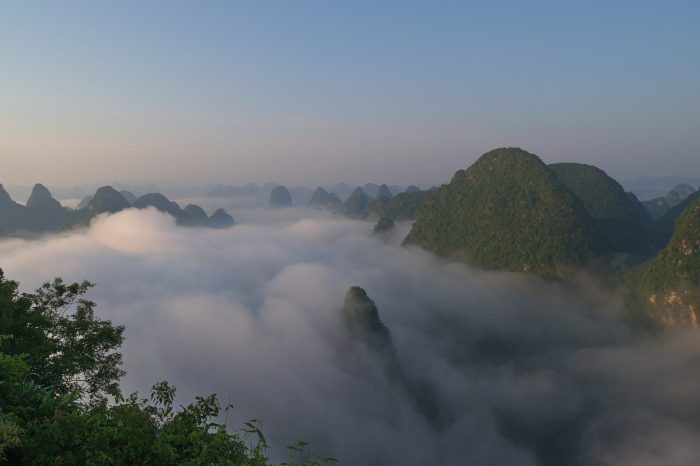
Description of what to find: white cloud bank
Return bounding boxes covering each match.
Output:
[1,207,700,465]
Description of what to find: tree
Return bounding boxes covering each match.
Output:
[0,271,124,402]
[0,269,336,464]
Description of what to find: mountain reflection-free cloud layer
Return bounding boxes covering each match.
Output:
[1,207,699,465]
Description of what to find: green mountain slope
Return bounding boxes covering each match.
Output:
[653,190,700,247]
[626,195,700,326]
[549,163,656,256]
[404,148,610,278]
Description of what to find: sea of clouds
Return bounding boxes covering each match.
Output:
[1,206,700,465]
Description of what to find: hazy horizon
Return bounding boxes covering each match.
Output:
[2,1,699,187]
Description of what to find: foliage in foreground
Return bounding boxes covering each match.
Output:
[0,269,336,465]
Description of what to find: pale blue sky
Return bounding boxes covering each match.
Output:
[1,1,698,186]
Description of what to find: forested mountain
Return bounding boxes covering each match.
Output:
[653,191,700,247]
[0,185,235,236]
[549,163,656,256]
[626,195,700,326]
[404,148,610,278]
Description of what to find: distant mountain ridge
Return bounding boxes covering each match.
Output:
[308,187,343,211]
[0,183,69,234]
[206,181,433,207]
[623,176,700,201]
[365,189,433,222]
[0,184,235,237]
[641,184,698,220]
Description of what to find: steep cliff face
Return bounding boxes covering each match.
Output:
[627,196,700,326]
[653,191,700,247]
[341,286,394,353]
[644,289,699,327]
[339,286,403,378]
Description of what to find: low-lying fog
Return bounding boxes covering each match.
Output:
[1,206,699,466]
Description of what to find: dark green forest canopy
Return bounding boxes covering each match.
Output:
[549,162,657,256]
[653,190,700,247]
[627,196,700,298]
[404,148,610,278]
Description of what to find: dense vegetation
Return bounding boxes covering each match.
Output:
[549,162,656,256]
[0,270,335,465]
[404,148,610,278]
[653,190,700,247]
[625,196,700,325]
